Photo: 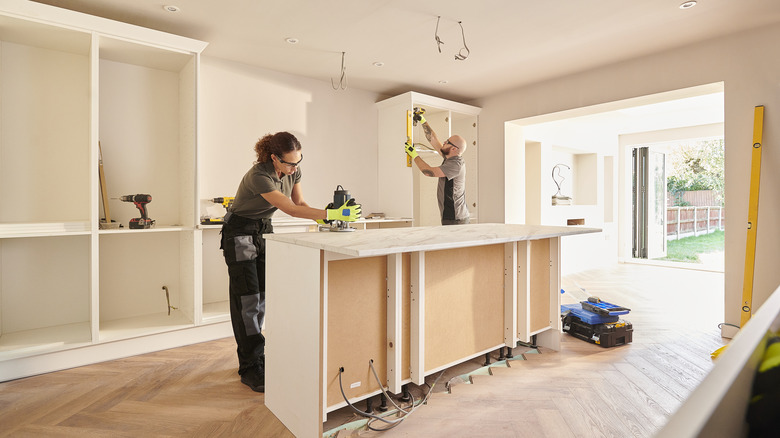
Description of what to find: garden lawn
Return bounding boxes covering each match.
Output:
[656,230,725,263]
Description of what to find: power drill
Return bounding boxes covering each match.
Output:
[199,197,235,225]
[211,197,234,210]
[117,194,155,229]
[412,107,426,126]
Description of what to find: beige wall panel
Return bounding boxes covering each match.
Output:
[530,239,551,332]
[326,256,387,407]
[424,244,504,370]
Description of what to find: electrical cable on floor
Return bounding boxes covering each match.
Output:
[719,322,740,330]
[338,366,407,430]
[337,361,445,432]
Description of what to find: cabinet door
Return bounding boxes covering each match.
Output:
[452,113,479,222]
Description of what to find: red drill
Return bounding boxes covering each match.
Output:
[117,194,154,229]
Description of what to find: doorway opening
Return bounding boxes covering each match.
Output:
[631,136,725,270]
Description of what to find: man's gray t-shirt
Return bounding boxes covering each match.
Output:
[230,161,301,219]
[437,155,469,221]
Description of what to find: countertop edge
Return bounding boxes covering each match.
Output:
[265,224,602,257]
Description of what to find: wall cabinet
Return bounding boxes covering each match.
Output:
[376,92,480,226]
[0,1,229,381]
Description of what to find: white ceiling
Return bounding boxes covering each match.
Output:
[30,0,780,103]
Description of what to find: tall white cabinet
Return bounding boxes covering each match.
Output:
[377,92,480,226]
[0,1,230,381]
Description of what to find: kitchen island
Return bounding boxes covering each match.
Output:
[263,223,600,437]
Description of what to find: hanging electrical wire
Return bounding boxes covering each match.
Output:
[337,360,446,432]
[331,51,347,90]
[434,16,444,53]
[552,163,570,197]
[454,20,470,61]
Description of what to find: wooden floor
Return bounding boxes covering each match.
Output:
[0,263,726,437]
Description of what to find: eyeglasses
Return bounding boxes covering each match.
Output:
[276,154,303,167]
[444,140,459,149]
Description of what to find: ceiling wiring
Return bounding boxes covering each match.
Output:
[331,51,347,90]
[454,20,470,61]
[435,16,444,53]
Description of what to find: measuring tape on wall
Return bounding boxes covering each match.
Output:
[741,105,764,327]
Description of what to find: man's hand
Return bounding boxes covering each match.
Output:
[326,199,362,222]
[404,141,418,160]
[413,113,426,125]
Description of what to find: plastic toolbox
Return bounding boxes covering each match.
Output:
[562,313,633,347]
[561,297,633,347]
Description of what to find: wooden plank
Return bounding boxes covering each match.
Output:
[264,241,322,438]
[410,251,424,384]
[387,253,402,392]
[326,256,387,408]
[423,244,505,372]
[402,253,411,382]
[529,239,551,332]
[385,252,411,391]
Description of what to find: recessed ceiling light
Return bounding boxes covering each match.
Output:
[679,1,697,9]
[372,62,384,67]
[285,37,299,44]
[163,5,180,13]
[438,80,448,85]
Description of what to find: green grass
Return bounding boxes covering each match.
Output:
[655,230,724,262]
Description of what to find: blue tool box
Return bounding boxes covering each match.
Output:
[561,297,633,348]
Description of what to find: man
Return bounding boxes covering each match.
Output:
[404,113,470,225]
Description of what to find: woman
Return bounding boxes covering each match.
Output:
[221,131,361,392]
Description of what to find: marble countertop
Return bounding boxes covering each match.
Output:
[270,216,412,226]
[264,223,601,257]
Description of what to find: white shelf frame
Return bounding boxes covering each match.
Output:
[0,0,226,382]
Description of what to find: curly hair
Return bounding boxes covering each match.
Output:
[254,132,302,163]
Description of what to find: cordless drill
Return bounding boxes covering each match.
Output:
[211,197,234,210]
[118,194,154,229]
[412,107,426,126]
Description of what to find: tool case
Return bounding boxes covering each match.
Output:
[561,298,633,348]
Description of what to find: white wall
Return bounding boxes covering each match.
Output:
[199,57,382,216]
[474,23,780,334]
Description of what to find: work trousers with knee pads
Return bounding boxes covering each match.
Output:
[221,214,273,376]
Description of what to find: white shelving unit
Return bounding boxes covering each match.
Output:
[0,0,230,382]
[376,92,480,226]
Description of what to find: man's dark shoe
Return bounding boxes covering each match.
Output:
[240,369,265,393]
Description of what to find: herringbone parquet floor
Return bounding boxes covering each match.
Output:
[0,263,726,437]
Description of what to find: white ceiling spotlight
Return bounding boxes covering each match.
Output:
[438,80,448,85]
[372,62,384,67]
[285,37,299,44]
[679,1,697,9]
[163,5,180,13]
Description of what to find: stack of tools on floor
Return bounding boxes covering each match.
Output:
[561,296,632,347]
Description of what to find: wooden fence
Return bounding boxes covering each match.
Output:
[667,190,720,207]
[666,206,724,240]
